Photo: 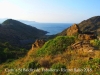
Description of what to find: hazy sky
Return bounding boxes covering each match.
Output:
[0,0,100,23]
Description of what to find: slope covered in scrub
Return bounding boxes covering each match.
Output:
[37,36,75,56]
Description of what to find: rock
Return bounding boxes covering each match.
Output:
[66,24,80,36]
[78,32,96,40]
[71,41,83,49]
[71,40,94,53]
[32,39,45,50]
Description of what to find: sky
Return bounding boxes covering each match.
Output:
[0,0,100,23]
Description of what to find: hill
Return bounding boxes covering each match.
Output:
[78,16,100,35]
[0,18,37,25]
[0,16,100,75]
[0,19,47,47]
[59,16,100,36]
[0,36,100,75]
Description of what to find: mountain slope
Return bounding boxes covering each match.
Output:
[78,16,100,35]
[59,16,100,36]
[0,36,100,75]
[0,16,100,75]
[0,19,47,47]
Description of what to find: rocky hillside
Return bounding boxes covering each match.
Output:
[59,16,100,37]
[0,35,100,75]
[78,16,100,35]
[0,16,100,75]
[0,19,47,47]
[58,24,80,36]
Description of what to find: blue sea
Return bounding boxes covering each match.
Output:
[31,23,72,35]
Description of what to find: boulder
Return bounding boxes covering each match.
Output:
[32,39,45,50]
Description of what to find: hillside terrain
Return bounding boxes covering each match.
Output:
[0,19,47,47]
[59,16,100,37]
[0,42,27,64]
[0,19,48,65]
[0,16,100,75]
[78,16,100,35]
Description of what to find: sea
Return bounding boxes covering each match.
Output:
[31,23,72,35]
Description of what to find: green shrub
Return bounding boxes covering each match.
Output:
[88,58,100,70]
[51,63,68,75]
[90,39,100,49]
[37,36,75,56]
[51,63,66,69]
[84,58,100,74]
[24,60,39,69]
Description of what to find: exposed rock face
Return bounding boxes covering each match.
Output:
[71,41,94,53]
[71,41,89,49]
[32,39,45,50]
[59,16,100,40]
[66,24,79,36]
[78,33,96,40]
[59,23,97,40]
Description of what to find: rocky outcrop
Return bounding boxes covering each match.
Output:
[66,24,79,36]
[32,39,45,50]
[58,24,80,36]
[78,32,97,40]
[59,16,100,40]
[59,23,97,40]
[71,41,94,53]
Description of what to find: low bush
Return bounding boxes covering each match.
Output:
[37,36,75,56]
[51,63,68,75]
[90,39,100,49]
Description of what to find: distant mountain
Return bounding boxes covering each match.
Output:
[59,16,100,36]
[0,19,47,47]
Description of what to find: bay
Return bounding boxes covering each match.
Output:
[31,23,72,35]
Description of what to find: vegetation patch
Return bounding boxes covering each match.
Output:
[37,36,75,56]
[90,39,100,49]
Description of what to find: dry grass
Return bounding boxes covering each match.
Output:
[94,50,100,58]
[0,46,100,75]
